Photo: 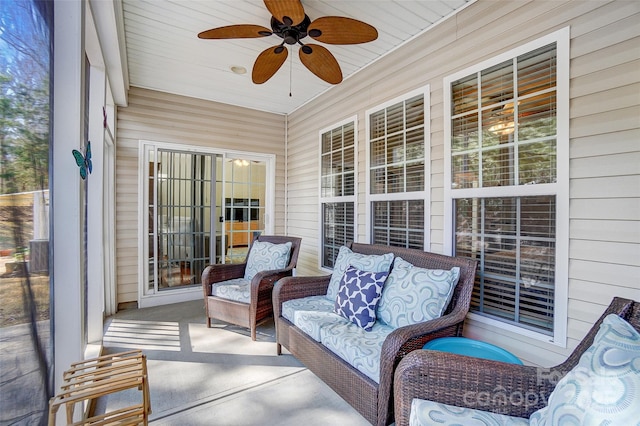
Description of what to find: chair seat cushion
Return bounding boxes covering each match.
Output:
[210,278,251,303]
[529,314,640,425]
[320,320,394,383]
[409,399,529,426]
[377,257,461,328]
[244,240,292,281]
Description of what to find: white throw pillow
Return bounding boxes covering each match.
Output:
[244,240,292,281]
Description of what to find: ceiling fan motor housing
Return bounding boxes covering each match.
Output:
[271,15,311,45]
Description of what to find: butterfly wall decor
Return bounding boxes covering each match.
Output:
[72,141,92,180]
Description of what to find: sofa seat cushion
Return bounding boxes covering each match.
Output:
[210,278,251,303]
[326,246,394,300]
[409,399,529,426]
[377,257,461,328]
[320,321,394,383]
[244,240,292,281]
[293,311,348,342]
[282,295,335,322]
[282,296,344,342]
[529,313,640,425]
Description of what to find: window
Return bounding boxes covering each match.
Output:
[444,29,569,344]
[319,118,356,268]
[366,87,429,249]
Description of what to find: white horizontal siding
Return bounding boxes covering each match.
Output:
[286,0,640,366]
[115,87,285,305]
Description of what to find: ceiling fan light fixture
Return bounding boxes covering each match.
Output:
[231,66,247,75]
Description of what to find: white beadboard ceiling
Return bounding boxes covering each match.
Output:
[121,0,472,115]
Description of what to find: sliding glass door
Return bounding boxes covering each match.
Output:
[143,145,270,296]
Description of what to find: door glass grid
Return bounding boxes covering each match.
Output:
[149,150,215,291]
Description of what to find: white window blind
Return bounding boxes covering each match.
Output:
[320,120,356,268]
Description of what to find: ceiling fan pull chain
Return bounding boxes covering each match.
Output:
[289,49,293,97]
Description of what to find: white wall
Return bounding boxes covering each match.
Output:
[285,0,640,367]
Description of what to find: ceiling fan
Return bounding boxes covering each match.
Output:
[198,0,378,85]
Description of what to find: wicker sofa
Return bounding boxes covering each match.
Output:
[272,242,478,426]
[393,297,640,426]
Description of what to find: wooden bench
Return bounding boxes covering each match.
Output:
[48,350,150,425]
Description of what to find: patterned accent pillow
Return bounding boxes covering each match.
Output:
[326,246,394,300]
[244,240,292,281]
[529,314,640,425]
[333,265,389,331]
[377,257,460,328]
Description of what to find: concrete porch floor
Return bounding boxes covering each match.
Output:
[100,299,371,425]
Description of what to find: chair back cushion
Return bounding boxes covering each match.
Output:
[244,240,292,281]
[326,245,394,300]
[377,257,461,328]
[529,314,640,425]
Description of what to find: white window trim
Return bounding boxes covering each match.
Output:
[443,27,570,347]
[318,115,358,272]
[365,85,431,247]
[137,140,276,308]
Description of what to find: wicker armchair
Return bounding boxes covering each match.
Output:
[201,235,301,340]
[393,297,640,426]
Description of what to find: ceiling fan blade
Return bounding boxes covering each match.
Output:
[299,44,343,84]
[252,45,288,84]
[308,17,378,45]
[198,24,272,39]
[263,0,305,26]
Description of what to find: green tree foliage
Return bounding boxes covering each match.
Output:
[0,0,50,194]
